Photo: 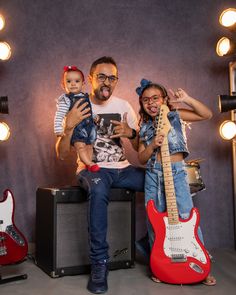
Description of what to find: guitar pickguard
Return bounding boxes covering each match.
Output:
[0,191,13,232]
[147,200,211,284]
[163,211,207,264]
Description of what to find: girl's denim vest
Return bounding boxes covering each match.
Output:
[139,111,189,166]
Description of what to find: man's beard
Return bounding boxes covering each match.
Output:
[94,86,112,101]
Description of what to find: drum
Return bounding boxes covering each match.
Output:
[185,162,205,195]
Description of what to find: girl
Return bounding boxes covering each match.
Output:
[54,66,99,172]
[136,78,216,286]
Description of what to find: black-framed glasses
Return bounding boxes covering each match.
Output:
[96,73,118,84]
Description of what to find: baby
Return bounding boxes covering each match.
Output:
[54,66,99,172]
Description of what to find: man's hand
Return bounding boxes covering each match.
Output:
[64,99,91,132]
[110,112,133,139]
[56,99,91,160]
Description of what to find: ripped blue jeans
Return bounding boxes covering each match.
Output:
[145,160,204,247]
[76,166,145,262]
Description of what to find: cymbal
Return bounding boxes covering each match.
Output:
[185,158,205,164]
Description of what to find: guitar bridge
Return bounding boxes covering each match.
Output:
[171,254,187,263]
[0,236,5,242]
[0,246,7,256]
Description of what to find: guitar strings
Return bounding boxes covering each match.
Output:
[158,107,185,260]
[157,109,175,256]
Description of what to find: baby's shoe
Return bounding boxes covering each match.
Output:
[87,164,100,172]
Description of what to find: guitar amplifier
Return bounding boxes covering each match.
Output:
[35,186,135,278]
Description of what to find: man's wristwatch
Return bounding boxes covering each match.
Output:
[128,128,137,140]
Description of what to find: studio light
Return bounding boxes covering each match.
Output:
[0,96,10,141]
[216,8,236,57]
[216,37,236,56]
[219,8,236,28]
[0,96,9,114]
[219,120,236,140]
[0,14,5,31]
[0,122,10,141]
[0,41,11,60]
[218,94,236,112]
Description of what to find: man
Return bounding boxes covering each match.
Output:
[56,56,144,294]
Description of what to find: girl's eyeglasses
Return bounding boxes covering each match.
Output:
[141,95,163,104]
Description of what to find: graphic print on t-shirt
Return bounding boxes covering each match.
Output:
[93,113,127,163]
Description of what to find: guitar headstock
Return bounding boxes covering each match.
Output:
[155,104,171,136]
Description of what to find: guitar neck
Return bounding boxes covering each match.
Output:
[160,137,179,225]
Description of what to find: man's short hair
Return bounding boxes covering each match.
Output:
[90,56,118,76]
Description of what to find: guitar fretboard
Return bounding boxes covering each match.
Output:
[160,138,179,224]
[155,106,180,224]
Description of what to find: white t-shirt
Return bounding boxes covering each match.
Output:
[77,95,138,171]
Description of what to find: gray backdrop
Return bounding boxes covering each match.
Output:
[0,0,235,249]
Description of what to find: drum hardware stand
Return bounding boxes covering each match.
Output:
[0,272,27,285]
[0,260,28,285]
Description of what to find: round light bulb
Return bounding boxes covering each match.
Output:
[0,122,10,141]
[0,14,5,30]
[0,42,11,60]
[219,120,236,140]
[219,8,236,27]
[216,37,230,56]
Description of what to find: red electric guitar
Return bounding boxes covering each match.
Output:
[0,189,28,266]
[146,105,211,284]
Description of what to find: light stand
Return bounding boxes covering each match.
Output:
[216,8,236,248]
[229,61,236,249]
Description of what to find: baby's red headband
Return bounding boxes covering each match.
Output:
[63,66,85,81]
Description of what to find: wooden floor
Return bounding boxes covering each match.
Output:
[0,249,235,295]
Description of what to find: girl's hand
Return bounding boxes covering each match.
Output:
[168,88,213,122]
[150,132,165,149]
[168,88,189,106]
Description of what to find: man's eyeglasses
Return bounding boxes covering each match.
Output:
[141,95,163,104]
[96,73,118,84]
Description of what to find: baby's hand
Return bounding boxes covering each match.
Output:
[56,132,64,137]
